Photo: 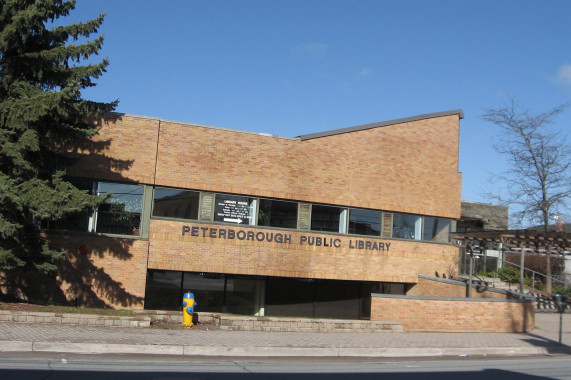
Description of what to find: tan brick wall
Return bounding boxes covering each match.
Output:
[407,277,466,297]
[147,220,459,282]
[67,115,160,185]
[371,295,535,332]
[71,113,461,219]
[49,235,149,309]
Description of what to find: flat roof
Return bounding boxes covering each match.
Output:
[298,109,464,140]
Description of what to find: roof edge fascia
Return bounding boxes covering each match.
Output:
[297,109,464,141]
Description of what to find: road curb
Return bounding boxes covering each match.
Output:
[1,340,568,358]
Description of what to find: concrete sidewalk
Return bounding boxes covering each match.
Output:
[0,311,570,358]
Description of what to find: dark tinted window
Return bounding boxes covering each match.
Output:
[96,182,144,235]
[349,209,381,236]
[311,205,344,232]
[153,188,199,220]
[258,199,298,229]
[423,216,451,242]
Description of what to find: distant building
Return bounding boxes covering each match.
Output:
[457,201,509,232]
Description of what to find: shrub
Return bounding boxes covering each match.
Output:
[477,271,497,278]
[498,267,521,284]
[552,285,571,297]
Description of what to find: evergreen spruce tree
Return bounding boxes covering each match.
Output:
[0,0,117,275]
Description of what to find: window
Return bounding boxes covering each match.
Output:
[94,182,144,235]
[214,194,256,225]
[46,178,93,232]
[311,205,346,233]
[258,199,298,229]
[392,213,422,240]
[46,179,144,236]
[152,187,199,220]
[423,217,451,242]
[349,209,381,236]
[144,270,183,311]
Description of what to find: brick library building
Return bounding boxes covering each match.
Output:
[39,110,466,321]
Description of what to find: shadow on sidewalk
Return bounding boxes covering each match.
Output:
[520,331,571,354]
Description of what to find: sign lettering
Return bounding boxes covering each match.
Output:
[181,225,390,252]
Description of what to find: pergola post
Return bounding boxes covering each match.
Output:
[519,241,525,299]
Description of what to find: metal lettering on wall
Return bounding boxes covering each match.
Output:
[181,225,391,252]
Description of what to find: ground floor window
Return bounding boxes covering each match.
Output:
[144,270,405,320]
[145,271,264,315]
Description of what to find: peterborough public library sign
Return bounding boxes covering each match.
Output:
[182,225,391,252]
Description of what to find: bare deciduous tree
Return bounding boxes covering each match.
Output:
[482,98,570,292]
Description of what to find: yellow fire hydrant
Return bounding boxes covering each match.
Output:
[182,292,197,327]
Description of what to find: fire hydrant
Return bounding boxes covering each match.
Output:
[182,292,197,327]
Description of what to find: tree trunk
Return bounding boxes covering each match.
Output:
[546,244,552,293]
[543,212,552,293]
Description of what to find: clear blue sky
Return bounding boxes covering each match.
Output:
[63,0,571,215]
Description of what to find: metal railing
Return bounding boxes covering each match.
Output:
[490,259,569,294]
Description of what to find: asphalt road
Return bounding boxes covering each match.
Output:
[0,354,570,379]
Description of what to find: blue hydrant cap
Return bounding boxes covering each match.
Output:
[183,292,195,299]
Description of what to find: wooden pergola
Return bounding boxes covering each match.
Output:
[450,230,571,298]
[451,230,571,254]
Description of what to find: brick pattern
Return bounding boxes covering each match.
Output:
[49,235,150,309]
[148,220,459,282]
[371,296,535,332]
[70,114,461,218]
[67,116,160,185]
[407,277,466,297]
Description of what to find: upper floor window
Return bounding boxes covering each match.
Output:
[147,186,453,243]
[311,205,347,233]
[349,209,381,236]
[423,217,451,242]
[48,179,144,236]
[95,182,144,235]
[392,213,422,240]
[153,188,199,220]
[258,199,298,229]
